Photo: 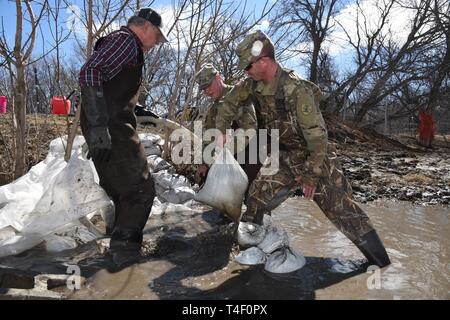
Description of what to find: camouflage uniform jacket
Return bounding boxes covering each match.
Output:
[216,65,328,185]
[202,84,257,150]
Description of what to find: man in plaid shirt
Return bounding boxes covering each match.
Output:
[79,8,167,267]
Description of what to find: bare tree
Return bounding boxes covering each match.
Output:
[64,0,132,60]
[425,0,449,114]
[0,0,48,178]
[353,0,439,122]
[282,0,339,83]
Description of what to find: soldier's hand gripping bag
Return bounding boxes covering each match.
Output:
[194,147,248,222]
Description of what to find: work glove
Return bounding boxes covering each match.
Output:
[87,126,112,163]
[80,85,112,163]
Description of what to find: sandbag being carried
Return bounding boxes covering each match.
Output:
[194,147,248,222]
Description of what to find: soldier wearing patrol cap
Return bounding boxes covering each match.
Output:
[194,64,261,189]
[216,30,391,268]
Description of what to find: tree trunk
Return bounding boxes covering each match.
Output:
[310,39,320,83]
[86,0,94,57]
[13,64,27,179]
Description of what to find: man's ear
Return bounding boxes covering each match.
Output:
[260,56,269,67]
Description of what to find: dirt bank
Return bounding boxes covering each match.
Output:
[326,117,450,205]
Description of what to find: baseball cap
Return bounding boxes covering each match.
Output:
[137,7,168,43]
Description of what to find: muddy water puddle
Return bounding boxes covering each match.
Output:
[271,198,449,299]
[67,199,449,300]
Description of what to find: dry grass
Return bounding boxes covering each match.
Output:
[0,113,80,186]
[0,113,194,186]
[403,172,435,185]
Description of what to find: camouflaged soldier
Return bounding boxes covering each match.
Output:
[194,63,260,186]
[215,30,391,268]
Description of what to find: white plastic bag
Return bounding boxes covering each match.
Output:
[0,136,111,257]
[194,147,248,222]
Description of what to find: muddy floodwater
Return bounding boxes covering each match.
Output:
[58,198,448,300]
[1,198,448,300]
[273,199,449,299]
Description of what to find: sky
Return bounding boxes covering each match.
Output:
[0,0,421,77]
[0,0,274,63]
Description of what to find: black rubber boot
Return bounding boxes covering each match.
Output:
[355,230,391,268]
[108,228,143,267]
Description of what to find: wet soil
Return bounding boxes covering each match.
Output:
[325,116,450,206]
[338,150,450,205]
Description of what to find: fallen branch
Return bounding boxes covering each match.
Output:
[137,116,202,145]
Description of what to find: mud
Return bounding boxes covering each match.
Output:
[1,198,448,300]
[338,151,450,205]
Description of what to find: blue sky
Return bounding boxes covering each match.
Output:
[0,0,275,65]
[0,0,420,78]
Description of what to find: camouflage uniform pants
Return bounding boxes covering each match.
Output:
[245,150,374,243]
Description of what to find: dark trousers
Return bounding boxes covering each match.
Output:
[81,110,155,242]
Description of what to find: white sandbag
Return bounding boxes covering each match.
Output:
[152,170,191,190]
[44,234,78,252]
[143,144,162,157]
[237,222,266,247]
[160,187,195,204]
[150,197,164,215]
[150,197,202,216]
[139,133,162,145]
[235,246,266,265]
[264,247,306,273]
[147,155,172,173]
[194,148,248,222]
[258,226,289,254]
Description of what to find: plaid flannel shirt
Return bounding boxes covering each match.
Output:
[79,26,143,87]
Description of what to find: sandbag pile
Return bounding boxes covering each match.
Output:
[140,133,198,215]
[0,134,201,257]
[235,215,306,273]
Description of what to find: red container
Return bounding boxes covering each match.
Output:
[0,96,6,113]
[418,112,436,147]
[51,96,71,115]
